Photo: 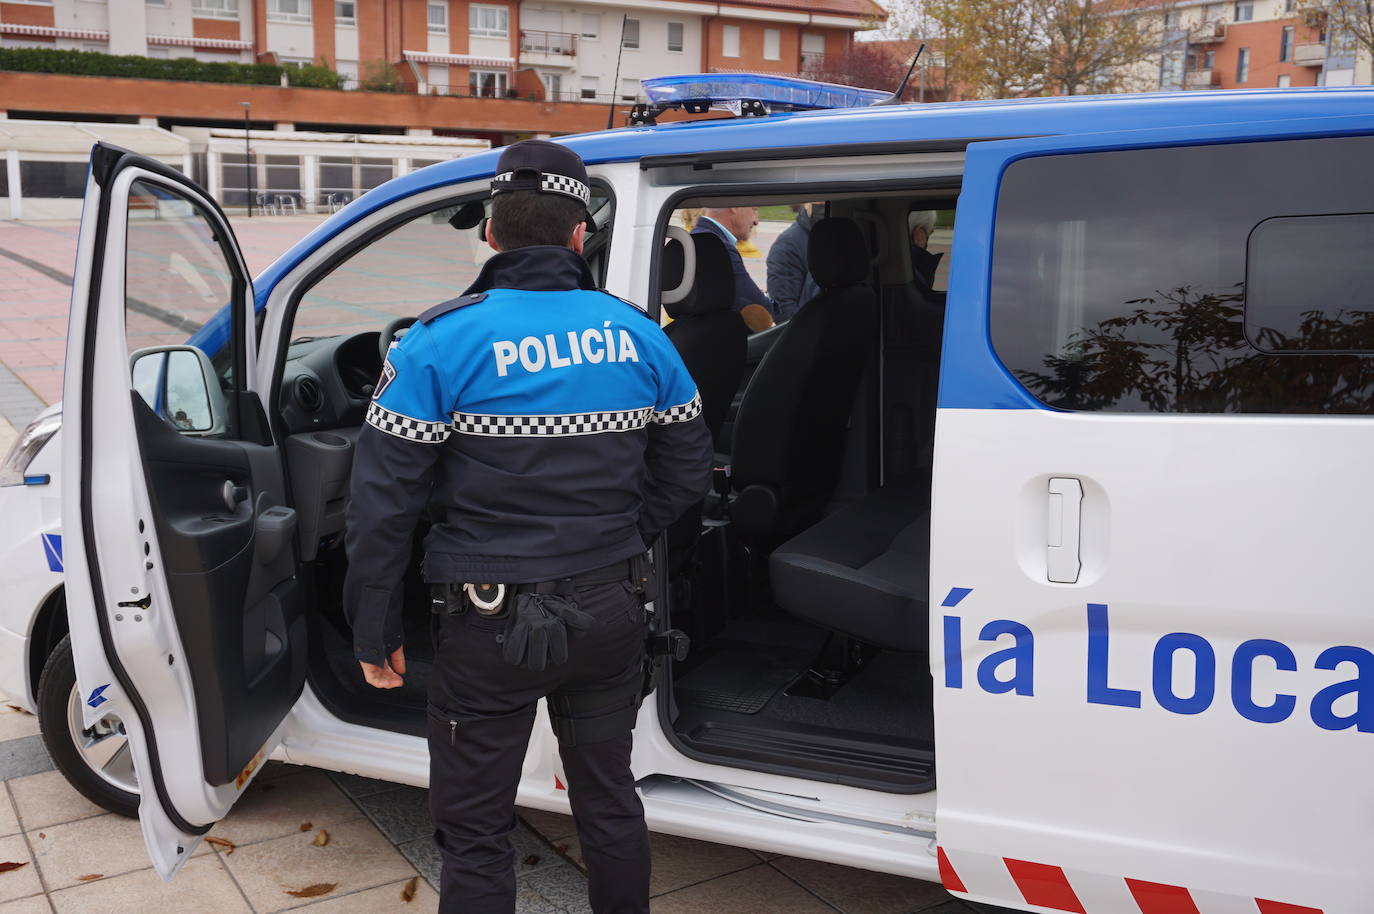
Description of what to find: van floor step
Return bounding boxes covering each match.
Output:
[677,713,935,792]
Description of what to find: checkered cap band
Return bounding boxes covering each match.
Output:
[651,393,702,425]
[453,407,653,437]
[491,170,591,205]
[366,402,451,444]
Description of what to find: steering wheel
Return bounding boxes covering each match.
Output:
[379,316,418,363]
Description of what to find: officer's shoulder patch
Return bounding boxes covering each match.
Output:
[418,292,488,324]
[598,290,654,320]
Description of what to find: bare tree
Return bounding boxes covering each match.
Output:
[925,0,1048,98]
[1299,0,1374,64]
[1043,0,1168,95]
[879,0,1170,99]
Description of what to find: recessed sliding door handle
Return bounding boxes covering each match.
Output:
[1047,477,1083,584]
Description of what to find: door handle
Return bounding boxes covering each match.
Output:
[1047,477,1083,584]
[221,480,249,512]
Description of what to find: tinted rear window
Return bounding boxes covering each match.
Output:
[989,135,1374,414]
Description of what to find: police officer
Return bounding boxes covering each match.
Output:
[342,139,713,914]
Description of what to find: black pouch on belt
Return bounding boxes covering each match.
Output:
[501,589,595,672]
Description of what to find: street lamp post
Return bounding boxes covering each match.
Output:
[240,101,253,218]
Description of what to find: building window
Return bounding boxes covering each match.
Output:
[1280,25,1294,61]
[620,78,639,101]
[1234,0,1253,20]
[335,0,354,23]
[1165,9,1180,28]
[469,5,508,39]
[801,31,824,69]
[145,0,167,6]
[1204,49,1216,69]
[667,21,684,53]
[542,72,562,100]
[764,28,780,60]
[192,0,238,19]
[581,76,598,99]
[581,14,598,39]
[266,0,310,23]
[1237,46,1250,81]
[722,24,740,58]
[1277,73,1292,87]
[622,18,639,49]
[427,2,446,32]
[469,69,508,97]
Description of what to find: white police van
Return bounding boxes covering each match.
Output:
[1,73,1372,912]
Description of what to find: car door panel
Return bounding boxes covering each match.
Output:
[63,143,306,876]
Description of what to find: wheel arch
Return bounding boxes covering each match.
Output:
[28,584,69,701]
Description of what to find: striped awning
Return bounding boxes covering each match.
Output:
[403,50,515,68]
[148,33,253,51]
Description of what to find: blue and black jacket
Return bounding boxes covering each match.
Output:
[343,245,714,665]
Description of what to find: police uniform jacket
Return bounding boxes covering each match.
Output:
[343,245,714,666]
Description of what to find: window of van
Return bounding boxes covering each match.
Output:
[988,134,1374,414]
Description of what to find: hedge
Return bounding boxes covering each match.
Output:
[0,47,344,90]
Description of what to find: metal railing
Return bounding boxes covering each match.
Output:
[520,29,577,56]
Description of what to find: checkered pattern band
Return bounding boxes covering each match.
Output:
[453,407,653,437]
[491,170,591,205]
[366,402,451,444]
[651,393,702,425]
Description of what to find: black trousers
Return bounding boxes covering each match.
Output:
[427,580,652,914]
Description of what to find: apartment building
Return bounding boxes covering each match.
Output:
[0,1,881,103]
[1147,0,1369,91]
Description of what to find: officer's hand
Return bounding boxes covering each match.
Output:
[359,647,407,689]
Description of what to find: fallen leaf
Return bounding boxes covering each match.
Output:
[312,829,329,847]
[6,705,23,714]
[555,843,568,853]
[299,822,312,832]
[0,862,28,873]
[285,883,337,899]
[36,834,44,840]
[77,874,102,882]
[204,836,236,855]
[523,854,540,866]
[400,876,418,903]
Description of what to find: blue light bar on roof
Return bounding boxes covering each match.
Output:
[641,73,889,112]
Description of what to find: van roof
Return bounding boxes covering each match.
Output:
[255,86,1374,300]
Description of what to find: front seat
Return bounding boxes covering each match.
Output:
[662,231,747,449]
[728,217,878,542]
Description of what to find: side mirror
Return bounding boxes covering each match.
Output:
[130,345,226,436]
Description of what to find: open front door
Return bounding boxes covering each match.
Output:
[61,143,306,877]
[931,116,1374,913]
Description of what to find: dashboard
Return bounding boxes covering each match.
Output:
[277,332,384,436]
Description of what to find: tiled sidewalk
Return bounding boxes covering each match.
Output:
[0,699,994,914]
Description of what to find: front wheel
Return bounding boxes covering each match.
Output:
[36,635,139,818]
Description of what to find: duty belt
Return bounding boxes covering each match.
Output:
[431,555,653,617]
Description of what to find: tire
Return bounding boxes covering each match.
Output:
[36,635,140,818]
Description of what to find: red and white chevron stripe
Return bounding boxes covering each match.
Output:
[937,847,1323,914]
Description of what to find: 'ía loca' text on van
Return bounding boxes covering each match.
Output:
[493,322,640,376]
[942,596,1372,732]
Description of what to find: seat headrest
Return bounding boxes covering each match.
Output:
[666,232,737,319]
[808,217,869,288]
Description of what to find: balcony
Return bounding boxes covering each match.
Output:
[1293,42,1326,66]
[1189,20,1227,44]
[519,30,577,67]
[1184,68,1221,88]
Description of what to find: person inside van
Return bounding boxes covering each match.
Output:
[909,209,943,295]
[692,206,777,332]
[766,202,823,322]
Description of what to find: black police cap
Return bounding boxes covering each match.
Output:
[490,139,590,207]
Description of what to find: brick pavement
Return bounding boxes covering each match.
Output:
[0,698,991,914]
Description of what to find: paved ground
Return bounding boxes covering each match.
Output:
[0,214,994,913]
[0,698,991,914]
